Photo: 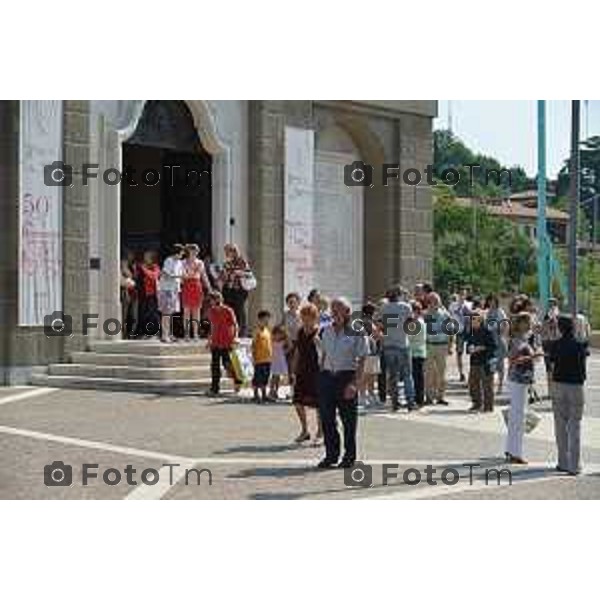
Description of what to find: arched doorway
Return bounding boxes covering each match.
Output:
[121,100,213,261]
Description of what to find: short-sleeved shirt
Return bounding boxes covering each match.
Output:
[252,326,272,364]
[408,317,427,358]
[283,310,301,343]
[380,300,412,349]
[221,256,249,290]
[486,307,508,331]
[320,324,369,373]
[549,335,587,384]
[140,264,160,297]
[507,336,535,385]
[449,300,472,334]
[208,305,237,349]
[425,307,451,344]
[159,256,184,292]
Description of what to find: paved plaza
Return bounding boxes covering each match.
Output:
[1,351,599,500]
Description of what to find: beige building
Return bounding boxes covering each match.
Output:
[455,190,569,245]
[0,100,436,384]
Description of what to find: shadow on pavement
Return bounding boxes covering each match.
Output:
[227,466,317,480]
[214,443,302,455]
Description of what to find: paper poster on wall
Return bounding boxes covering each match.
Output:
[19,100,63,326]
[284,126,315,299]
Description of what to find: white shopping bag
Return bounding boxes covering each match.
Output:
[502,407,541,434]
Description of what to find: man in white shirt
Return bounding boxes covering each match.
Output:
[318,297,369,469]
[158,244,185,342]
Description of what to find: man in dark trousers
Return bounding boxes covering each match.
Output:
[549,316,588,475]
[317,297,368,469]
[465,309,498,412]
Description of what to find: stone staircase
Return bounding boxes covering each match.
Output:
[30,339,234,394]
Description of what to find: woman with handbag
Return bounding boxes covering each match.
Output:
[219,243,254,337]
[505,312,543,464]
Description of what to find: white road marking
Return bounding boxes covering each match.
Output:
[0,425,513,468]
[0,424,194,464]
[124,461,198,500]
[370,463,600,500]
[371,474,536,500]
[0,387,58,406]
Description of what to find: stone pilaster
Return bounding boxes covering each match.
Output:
[62,100,92,352]
[398,113,434,286]
[248,101,313,322]
[0,101,18,383]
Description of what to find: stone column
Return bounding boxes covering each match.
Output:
[63,100,93,352]
[248,101,313,323]
[398,114,434,286]
[93,118,122,339]
[0,101,18,383]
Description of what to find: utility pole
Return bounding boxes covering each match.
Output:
[594,194,599,253]
[568,100,580,317]
[537,100,549,309]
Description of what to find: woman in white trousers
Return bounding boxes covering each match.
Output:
[505,313,538,465]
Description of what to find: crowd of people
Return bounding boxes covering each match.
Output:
[121,253,591,475]
[120,242,254,342]
[206,282,590,474]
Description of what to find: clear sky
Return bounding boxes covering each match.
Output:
[435,100,600,179]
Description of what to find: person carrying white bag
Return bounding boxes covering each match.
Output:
[206,290,243,396]
[504,312,544,465]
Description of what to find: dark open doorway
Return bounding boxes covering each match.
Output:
[121,100,212,262]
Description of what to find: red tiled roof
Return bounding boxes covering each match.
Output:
[453,197,569,222]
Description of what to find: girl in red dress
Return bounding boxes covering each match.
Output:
[182,244,211,340]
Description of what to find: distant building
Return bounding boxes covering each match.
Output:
[454,190,569,245]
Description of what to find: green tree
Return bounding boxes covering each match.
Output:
[556,135,600,242]
[433,129,532,197]
[433,191,536,295]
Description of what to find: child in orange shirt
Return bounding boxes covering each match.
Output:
[251,310,272,402]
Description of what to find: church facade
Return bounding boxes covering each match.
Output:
[0,100,436,384]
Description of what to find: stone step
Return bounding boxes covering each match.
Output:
[87,340,211,356]
[48,363,213,380]
[30,373,232,394]
[86,339,252,356]
[70,351,211,367]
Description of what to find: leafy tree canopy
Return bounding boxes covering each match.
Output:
[433,129,531,197]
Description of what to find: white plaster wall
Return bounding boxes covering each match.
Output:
[204,101,249,259]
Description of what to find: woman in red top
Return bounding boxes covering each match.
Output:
[139,251,161,337]
[182,244,211,341]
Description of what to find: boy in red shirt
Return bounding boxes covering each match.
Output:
[207,290,242,395]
